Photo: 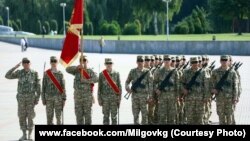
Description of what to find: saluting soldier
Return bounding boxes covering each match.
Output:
[5,58,41,140]
[98,58,122,125]
[66,56,98,125]
[42,56,66,125]
[125,56,153,125]
[182,57,210,124]
[154,55,180,124]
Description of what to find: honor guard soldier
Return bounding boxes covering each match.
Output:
[42,56,66,125]
[66,56,98,125]
[201,55,212,124]
[125,56,153,125]
[98,58,122,125]
[150,55,155,69]
[154,55,180,124]
[144,56,151,69]
[182,57,210,124]
[211,55,239,124]
[229,56,241,124]
[5,57,41,140]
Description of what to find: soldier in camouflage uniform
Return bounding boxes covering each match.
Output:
[125,56,153,125]
[175,56,182,69]
[145,56,156,124]
[158,55,163,66]
[197,56,202,68]
[66,56,98,125]
[201,55,212,124]
[170,57,176,68]
[175,56,185,124]
[154,55,180,124]
[211,55,239,125]
[152,55,163,124]
[98,58,122,125]
[229,55,241,124]
[149,55,155,69]
[42,56,66,125]
[144,56,151,69]
[154,55,160,67]
[182,57,210,124]
[5,58,41,140]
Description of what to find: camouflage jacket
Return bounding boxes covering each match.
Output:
[42,69,66,102]
[125,67,153,97]
[66,66,98,92]
[98,70,122,102]
[154,67,180,97]
[236,70,242,98]
[5,67,41,101]
[211,67,239,100]
[182,67,210,99]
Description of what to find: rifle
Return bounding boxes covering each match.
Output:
[185,68,203,90]
[178,61,190,71]
[152,62,163,74]
[124,68,152,100]
[214,62,236,92]
[210,65,216,71]
[158,69,176,91]
[209,60,216,68]
[234,62,243,71]
[211,62,237,101]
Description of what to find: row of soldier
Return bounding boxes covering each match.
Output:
[5,54,241,140]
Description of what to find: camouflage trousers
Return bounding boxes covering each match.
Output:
[45,96,63,125]
[148,94,158,124]
[148,101,155,124]
[16,93,36,130]
[132,93,148,125]
[185,98,204,125]
[176,100,185,124]
[203,99,212,124]
[74,90,93,125]
[216,97,235,125]
[158,93,178,124]
[102,94,119,125]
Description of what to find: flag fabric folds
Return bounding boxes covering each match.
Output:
[60,0,83,67]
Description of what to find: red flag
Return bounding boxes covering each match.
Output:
[60,0,83,67]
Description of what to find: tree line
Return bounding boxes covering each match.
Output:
[0,0,249,35]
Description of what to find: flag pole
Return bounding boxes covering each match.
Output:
[80,1,84,81]
[80,0,84,64]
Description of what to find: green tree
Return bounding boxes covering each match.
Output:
[50,19,58,32]
[16,19,22,31]
[209,0,250,35]
[0,16,3,25]
[36,20,42,34]
[11,20,19,31]
[123,21,141,35]
[44,21,50,34]
[174,6,210,34]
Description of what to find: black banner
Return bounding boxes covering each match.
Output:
[35,125,249,140]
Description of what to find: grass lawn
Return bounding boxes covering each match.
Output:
[1,33,250,41]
